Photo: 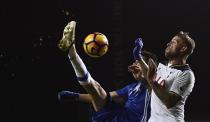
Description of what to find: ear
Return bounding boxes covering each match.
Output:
[180,46,187,53]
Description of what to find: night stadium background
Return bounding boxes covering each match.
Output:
[1,0,210,121]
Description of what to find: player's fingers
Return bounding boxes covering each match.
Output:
[128,65,139,71]
[128,66,141,74]
[128,66,135,72]
[128,66,133,72]
[128,65,138,69]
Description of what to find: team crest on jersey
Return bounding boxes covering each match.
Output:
[154,63,178,88]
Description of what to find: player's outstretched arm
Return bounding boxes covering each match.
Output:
[58,90,125,105]
[58,91,93,103]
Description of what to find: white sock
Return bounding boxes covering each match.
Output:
[68,54,93,85]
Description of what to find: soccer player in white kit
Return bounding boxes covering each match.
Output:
[133,31,195,122]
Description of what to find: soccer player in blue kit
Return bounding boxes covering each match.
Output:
[58,21,157,122]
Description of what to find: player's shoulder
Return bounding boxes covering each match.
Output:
[172,64,195,81]
[170,64,192,71]
[158,63,195,78]
[119,81,138,90]
[171,64,194,74]
[126,81,146,90]
[127,81,139,87]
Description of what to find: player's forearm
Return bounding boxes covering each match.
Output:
[148,80,179,108]
[137,58,149,77]
[79,94,92,103]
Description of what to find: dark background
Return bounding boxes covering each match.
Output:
[1,0,210,121]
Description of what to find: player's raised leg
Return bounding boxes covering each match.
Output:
[60,21,108,111]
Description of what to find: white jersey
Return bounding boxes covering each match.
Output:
[148,63,195,122]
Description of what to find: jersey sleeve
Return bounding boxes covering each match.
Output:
[116,83,134,100]
[170,70,195,98]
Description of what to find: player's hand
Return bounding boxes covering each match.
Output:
[133,38,144,60]
[58,90,79,103]
[147,58,157,82]
[128,61,143,80]
[58,21,76,51]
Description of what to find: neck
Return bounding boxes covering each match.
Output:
[168,59,186,66]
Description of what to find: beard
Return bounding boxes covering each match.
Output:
[165,47,179,60]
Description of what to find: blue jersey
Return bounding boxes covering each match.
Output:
[92,81,151,122]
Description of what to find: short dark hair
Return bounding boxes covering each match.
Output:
[142,50,158,65]
[176,31,195,55]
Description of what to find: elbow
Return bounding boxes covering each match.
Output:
[164,100,178,109]
[164,93,181,109]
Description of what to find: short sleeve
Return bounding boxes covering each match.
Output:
[170,71,195,98]
[116,83,135,100]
